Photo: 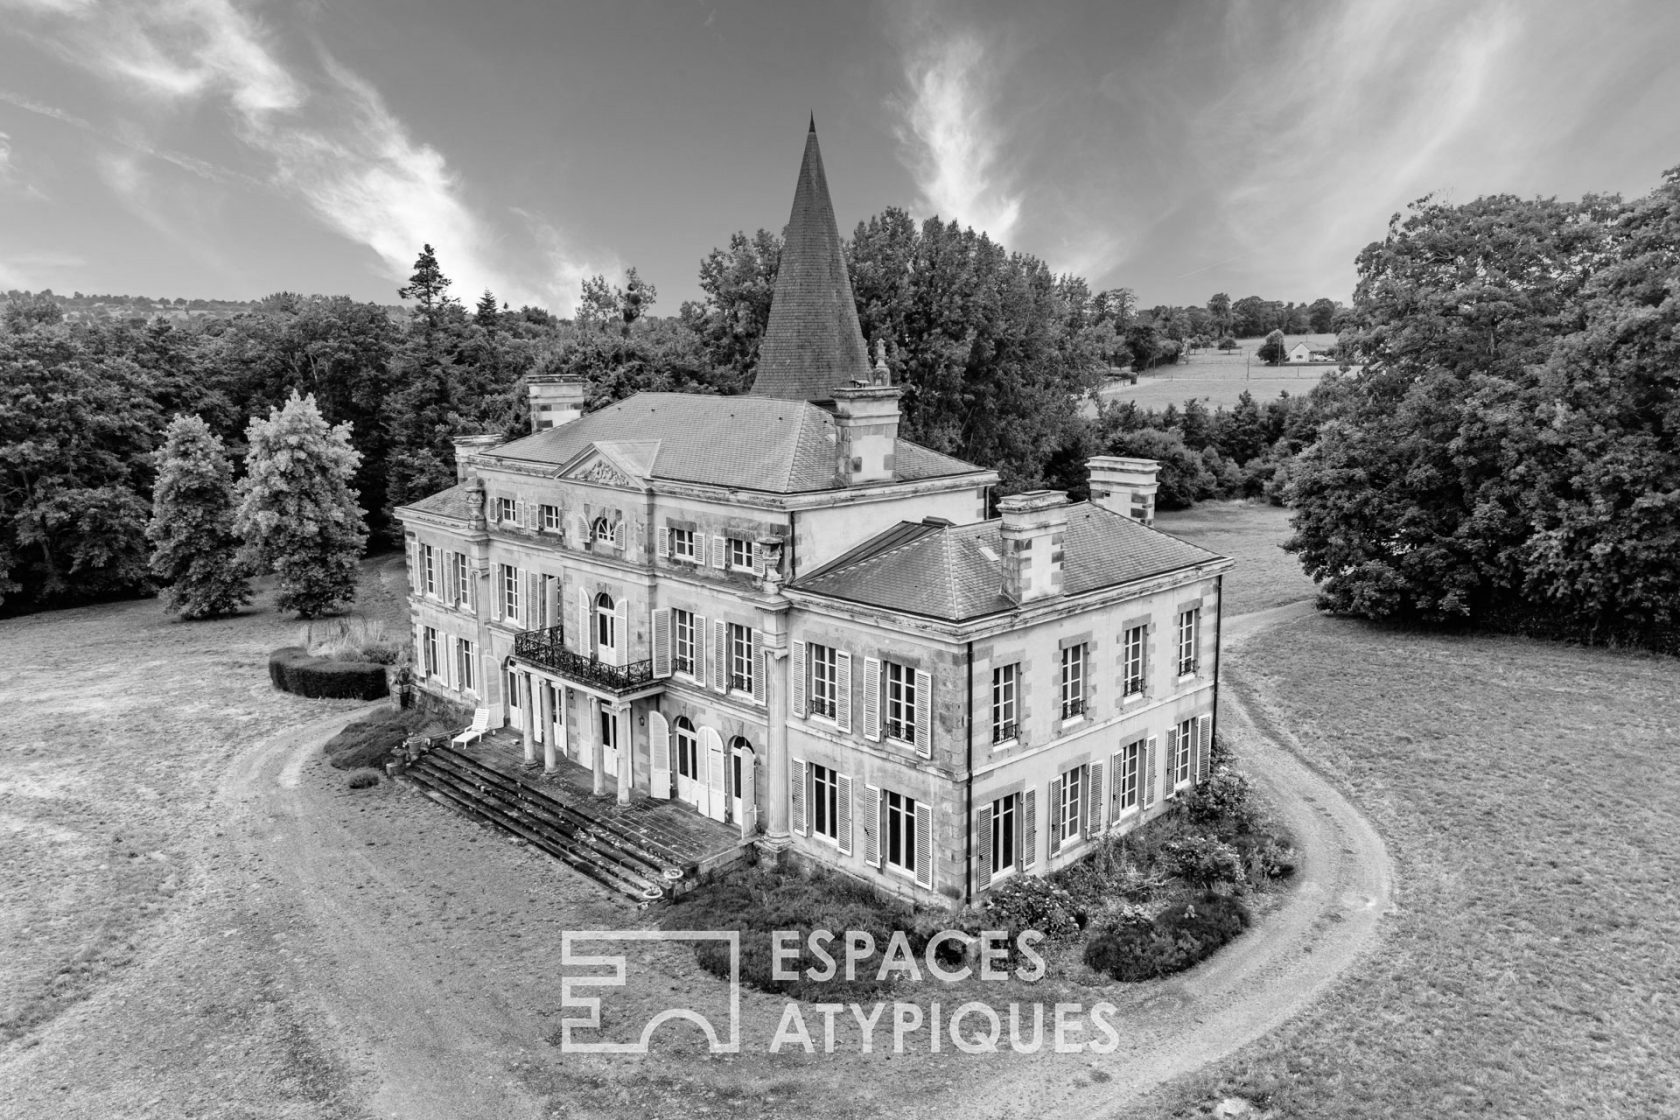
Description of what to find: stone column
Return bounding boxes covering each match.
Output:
[611,701,632,805]
[756,584,793,851]
[518,670,536,766]
[589,696,606,796]
[540,678,557,774]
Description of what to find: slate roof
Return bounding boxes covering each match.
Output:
[488,393,985,494]
[748,119,873,403]
[405,483,476,521]
[791,502,1227,621]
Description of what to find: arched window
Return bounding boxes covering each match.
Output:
[729,735,753,799]
[595,591,616,654]
[674,716,699,781]
[591,516,612,545]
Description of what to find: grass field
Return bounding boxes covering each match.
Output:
[1088,333,1346,413]
[1149,584,1680,1114]
[1154,501,1317,616]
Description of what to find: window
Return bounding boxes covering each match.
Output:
[496,497,516,523]
[1177,608,1200,677]
[728,623,754,693]
[670,527,697,562]
[884,660,918,743]
[1174,718,1195,789]
[591,516,613,546]
[421,544,437,596]
[732,739,750,800]
[672,608,696,675]
[811,763,840,842]
[1059,766,1084,845]
[675,717,699,781]
[457,638,476,692]
[886,790,918,875]
[500,564,519,621]
[991,663,1018,743]
[1123,624,1146,697]
[600,706,618,751]
[451,552,469,605]
[595,592,616,655]
[809,643,839,719]
[727,535,753,571]
[990,792,1019,876]
[1117,740,1142,814]
[422,625,439,677]
[540,504,562,531]
[1061,644,1086,720]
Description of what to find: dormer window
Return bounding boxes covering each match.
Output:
[727,536,753,572]
[496,497,516,523]
[592,516,613,546]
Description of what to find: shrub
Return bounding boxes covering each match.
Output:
[303,617,403,666]
[1231,830,1297,882]
[268,646,389,701]
[1052,834,1168,913]
[1183,766,1262,836]
[981,876,1080,945]
[1083,891,1251,981]
[324,708,445,770]
[347,768,380,789]
[1162,835,1247,890]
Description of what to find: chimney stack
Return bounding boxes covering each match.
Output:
[452,434,504,485]
[830,383,901,485]
[527,376,587,432]
[997,490,1069,604]
[1088,456,1160,526]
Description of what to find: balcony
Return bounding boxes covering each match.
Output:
[1061,697,1086,720]
[512,625,660,698]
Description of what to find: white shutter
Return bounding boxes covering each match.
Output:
[1021,787,1036,870]
[613,599,626,659]
[703,618,715,690]
[575,514,588,546]
[648,711,671,799]
[1048,777,1063,856]
[836,773,853,855]
[705,730,727,822]
[1195,714,1213,782]
[914,801,933,889]
[835,652,852,733]
[405,538,417,591]
[1110,750,1124,819]
[713,620,728,692]
[976,804,993,889]
[577,588,589,654]
[651,608,672,677]
[612,519,624,548]
[790,641,807,718]
[1165,729,1179,796]
[914,669,932,759]
[740,751,757,839]
[466,561,478,614]
[525,571,539,629]
[1143,735,1158,809]
[862,784,881,868]
[694,533,706,565]
[750,631,765,704]
[790,757,807,835]
[862,657,881,742]
[491,565,503,623]
[1086,762,1103,837]
[711,535,726,569]
[752,541,767,577]
[657,526,670,559]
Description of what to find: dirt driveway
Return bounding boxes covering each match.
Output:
[0,581,1392,1119]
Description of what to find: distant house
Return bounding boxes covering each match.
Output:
[1289,342,1337,364]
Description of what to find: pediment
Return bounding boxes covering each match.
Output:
[555,442,655,490]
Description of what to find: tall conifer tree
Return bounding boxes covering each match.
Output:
[147,414,250,619]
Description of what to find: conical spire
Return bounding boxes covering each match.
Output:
[748,122,872,402]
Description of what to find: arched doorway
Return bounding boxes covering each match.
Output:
[673,716,701,810]
[594,591,619,666]
[729,735,755,829]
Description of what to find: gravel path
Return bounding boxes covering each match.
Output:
[0,595,1393,1119]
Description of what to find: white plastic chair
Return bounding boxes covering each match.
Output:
[451,707,492,747]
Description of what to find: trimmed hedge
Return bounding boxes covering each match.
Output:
[268,646,389,701]
[1082,890,1251,981]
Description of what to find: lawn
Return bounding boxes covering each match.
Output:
[1154,610,1680,1117]
[1155,501,1319,616]
[1086,334,1347,414]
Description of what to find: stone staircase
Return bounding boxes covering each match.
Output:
[405,744,703,905]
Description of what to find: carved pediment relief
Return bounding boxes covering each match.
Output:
[564,453,635,489]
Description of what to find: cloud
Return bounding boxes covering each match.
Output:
[888,12,1022,245]
[0,0,594,310]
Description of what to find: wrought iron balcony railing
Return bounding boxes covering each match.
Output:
[992,720,1018,744]
[1123,677,1146,697]
[808,696,838,719]
[1061,696,1086,720]
[512,625,657,695]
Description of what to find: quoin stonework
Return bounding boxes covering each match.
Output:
[395,121,1233,905]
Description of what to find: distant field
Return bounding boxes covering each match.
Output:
[1087,333,1348,414]
[1154,501,1316,616]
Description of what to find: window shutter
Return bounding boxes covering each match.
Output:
[862,657,881,742]
[751,631,765,704]
[694,533,706,564]
[976,804,993,889]
[862,784,881,868]
[1086,762,1103,837]
[914,669,932,759]
[1143,735,1158,809]
[703,617,715,690]
[713,620,727,692]
[1195,714,1213,782]
[1110,751,1124,819]
[790,640,807,718]
[835,652,852,733]
[836,774,853,855]
[651,609,672,678]
[790,758,807,836]
[612,519,624,548]
[1047,777,1063,856]
[466,563,478,614]
[613,600,627,655]
[405,538,417,590]
[575,514,588,547]
[491,565,503,623]
[648,711,671,799]
[739,751,757,839]
[576,588,589,653]
[914,802,933,889]
[525,571,540,629]
[657,526,670,559]
[707,730,727,808]
[711,535,726,569]
[1021,788,1036,870]
[752,541,767,577]
[526,500,540,530]
[1165,729,1179,796]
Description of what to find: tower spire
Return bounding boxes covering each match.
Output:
[747,120,872,402]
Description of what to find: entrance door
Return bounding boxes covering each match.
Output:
[595,593,621,668]
[729,738,753,825]
[674,717,701,809]
[701,727,727,823]
[599,703,620,781]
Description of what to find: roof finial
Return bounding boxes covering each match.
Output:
[808,111,816,134]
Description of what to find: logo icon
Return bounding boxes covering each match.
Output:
[558,929,741,1054]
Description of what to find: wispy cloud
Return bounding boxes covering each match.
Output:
[0,0,595,310]
[888,9,1022,245]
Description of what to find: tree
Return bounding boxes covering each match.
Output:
[1217,336,1238,351]
[1256,329,1287,365]
[681,228,783,390]
[1206,292,1232,335]
[235,391,367,618]
[147,415,250,619]
[387,246,470,513]
[1307,297,1338,333]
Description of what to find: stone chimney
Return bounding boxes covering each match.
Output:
[1088,456,1160,526]
[998,490,1069,604]
[452,434,503,485]
[527,376,587,432]
[831,383,901,485]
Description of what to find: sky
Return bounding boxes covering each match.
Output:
[2,0,1679,315]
